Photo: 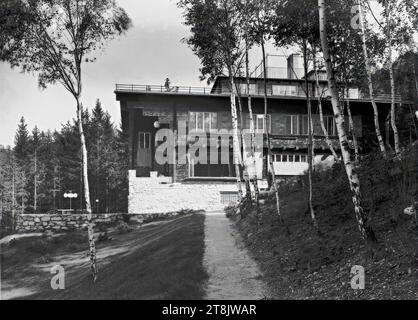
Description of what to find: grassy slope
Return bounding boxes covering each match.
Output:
[2,214,208,300]
[231,151,417,300]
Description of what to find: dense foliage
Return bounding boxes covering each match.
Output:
[0,100,129,216]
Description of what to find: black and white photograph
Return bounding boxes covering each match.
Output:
[0,0,417,306]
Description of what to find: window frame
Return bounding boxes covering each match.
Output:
[189,112,217,132]
[138,132,151,150]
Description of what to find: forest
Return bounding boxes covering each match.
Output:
[0,100,129,228]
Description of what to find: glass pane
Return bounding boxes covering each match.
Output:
[303,116,309,135]
[211,113,217,131]
[301,155,307,162]
[204,113,211,131]
[295,155,300,162]
[197,112,204,130]
[288,155,294,162]
[285,116,292,135]
[189,112,196,130]
[257,116,264,132]
[145,133,150,149]
[282,155,288,162]
[139,133,145,149]
[292,115,298,135]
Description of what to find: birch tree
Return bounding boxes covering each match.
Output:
[271,0,319,226]
[0,0,131,282]
[179,0,250,204]
[319,0,376,242]
[245,0,283,221]
[242,0,260,208]
[374,0,415,156]
[356,0,387,157]
[312,49,339,161]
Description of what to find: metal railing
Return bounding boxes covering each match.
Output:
[115,84,215,95]
[115,84,402,102]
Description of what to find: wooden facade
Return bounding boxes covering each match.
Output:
[116,76,393,181]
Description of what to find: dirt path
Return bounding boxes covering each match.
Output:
[203,211,268,300]
[2,214,208,300]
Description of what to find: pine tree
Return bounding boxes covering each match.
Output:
[14,117,30,165]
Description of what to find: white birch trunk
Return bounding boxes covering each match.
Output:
[245,38,260,207]
[235,87,253,203]
[34,150,37,213]
[385,4,400,156]
[345,95,360,162]
[229,73,243,202]
[358,0,387,157]
[303,42,317,228]
[261,41,282,221]
[76,99,98,282]
[313,53,339,161]
[319,0,375,242]
[12,165,15,232]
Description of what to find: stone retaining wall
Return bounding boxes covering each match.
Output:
[15,211,189,234]
[128,170,239,214]
[15,213,124,233]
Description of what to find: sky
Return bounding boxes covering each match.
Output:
[0,0,204,146]
[0,0,397,147]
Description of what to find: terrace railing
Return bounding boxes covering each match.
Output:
[115,84,402,102]
[115,84,217,95]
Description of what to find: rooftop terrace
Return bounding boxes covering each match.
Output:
[115,83,402,102]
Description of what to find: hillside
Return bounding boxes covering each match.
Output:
[229,147,417,299]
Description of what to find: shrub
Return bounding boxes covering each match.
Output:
[225,205,238,218]
[117,222,133,234]
[98,231,112,242]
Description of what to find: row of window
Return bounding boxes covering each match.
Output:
[284,114,337,136]
[236,83,360,99]
[189,112,270,133]
[188,112,338,136]
[272,154,308,163]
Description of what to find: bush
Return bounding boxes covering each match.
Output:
[98,231,112,242]
[117,222,133,234]
[225,205,238,218]
[121,214,131,224]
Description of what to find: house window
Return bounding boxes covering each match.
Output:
[139,132,151,149]
[284,115,300,135]
[325,116,336,136]
[189,112,217,132]
[272,85,298,96]
[246,114,271,133]
[239,84,256,95]
[273,154,308,163]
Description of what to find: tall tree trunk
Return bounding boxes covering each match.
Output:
[414,57,418,100]
[228,72,243,202]
[261,40,282,221]
[385,2,400,156]
[358,0,387,157]
[76,99,98,282]
[319,0,375,242]
[303,41,317,228]
[235,85,253,205]
[345,93,360,162]
[12,164,15,232]
[245,38,260,208]
[313,53,339,161]
[34,149,37,213]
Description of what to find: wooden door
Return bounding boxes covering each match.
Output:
[137,132,152,168]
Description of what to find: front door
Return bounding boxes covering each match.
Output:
[137,132,152,169]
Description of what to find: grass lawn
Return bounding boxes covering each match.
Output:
[1,213,208,300]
